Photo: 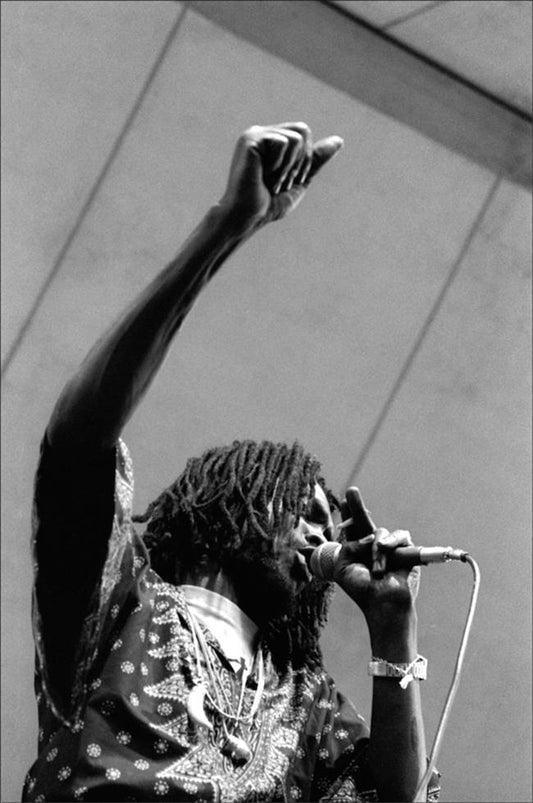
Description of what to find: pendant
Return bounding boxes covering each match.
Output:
[187,684,213,731]
[222,733,252,765]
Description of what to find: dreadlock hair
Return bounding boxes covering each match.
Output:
[133,439,339,674]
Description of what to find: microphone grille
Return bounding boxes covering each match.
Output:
[309,542,342,580]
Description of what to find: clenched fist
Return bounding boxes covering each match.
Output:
[219,122,343,229]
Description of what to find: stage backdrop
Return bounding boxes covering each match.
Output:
[2,2,531,801]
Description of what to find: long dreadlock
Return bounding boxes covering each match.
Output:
[133,439,339,673]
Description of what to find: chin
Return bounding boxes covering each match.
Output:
[228,554,299,626]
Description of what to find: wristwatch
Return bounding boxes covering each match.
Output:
[368,655,427,680]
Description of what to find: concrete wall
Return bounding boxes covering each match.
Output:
[2,2,531,801]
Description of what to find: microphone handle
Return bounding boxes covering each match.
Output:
[388,546,468,569]
[309,543,468,580]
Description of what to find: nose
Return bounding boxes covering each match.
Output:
[294,519,328,548]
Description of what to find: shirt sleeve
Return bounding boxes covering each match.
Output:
[302,674,442,802]
[309,677,373,803]
[321,757,442,803]
[31,434,142,726]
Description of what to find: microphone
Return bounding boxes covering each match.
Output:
[308,541,469,580]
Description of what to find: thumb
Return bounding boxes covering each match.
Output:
[306,135,344,182]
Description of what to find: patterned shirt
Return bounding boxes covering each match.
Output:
[23,438,440,802]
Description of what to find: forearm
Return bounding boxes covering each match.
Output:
[48,205,253,450]
[46,122,343,450]
[367,612,427,802]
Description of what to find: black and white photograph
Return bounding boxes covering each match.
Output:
[1,2,531,801]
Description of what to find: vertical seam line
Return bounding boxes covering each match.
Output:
[1,3,189,379]
[344,171,503,488]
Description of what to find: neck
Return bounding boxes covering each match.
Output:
[182,569,242,609]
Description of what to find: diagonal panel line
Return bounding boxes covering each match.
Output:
[344,172,502,488]
[1,4,189,379]
[383,0,449,31]
[325,0,531,122]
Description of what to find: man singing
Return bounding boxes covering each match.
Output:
[23,123,440,802]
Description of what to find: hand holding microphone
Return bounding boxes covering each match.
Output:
[309,539,469,581]
[305,487,468,611]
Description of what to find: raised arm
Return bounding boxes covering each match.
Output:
[47,123,344,451]
[32,124,343,713]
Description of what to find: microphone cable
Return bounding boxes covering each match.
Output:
[414,554,481,801]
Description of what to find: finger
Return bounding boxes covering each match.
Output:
[273,122,312,191]
[291,134,313,187]
[269,123,312,189]
[270,121,312,147]
[376,529,413,552]
[341,537,375,569]
[268,128,306,193]
[305,136,344,184]
[291,142,313,187]
[280,147,308,193]
[340,487,376,541]
[372,529,416,578]
[254,131,290,185]
[371,527,390,577]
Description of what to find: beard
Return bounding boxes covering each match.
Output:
[223,547,302,628]
[221,538,333,673]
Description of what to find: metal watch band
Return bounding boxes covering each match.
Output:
[368,655,427,680]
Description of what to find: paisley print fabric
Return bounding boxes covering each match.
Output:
[23,439,440,802]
